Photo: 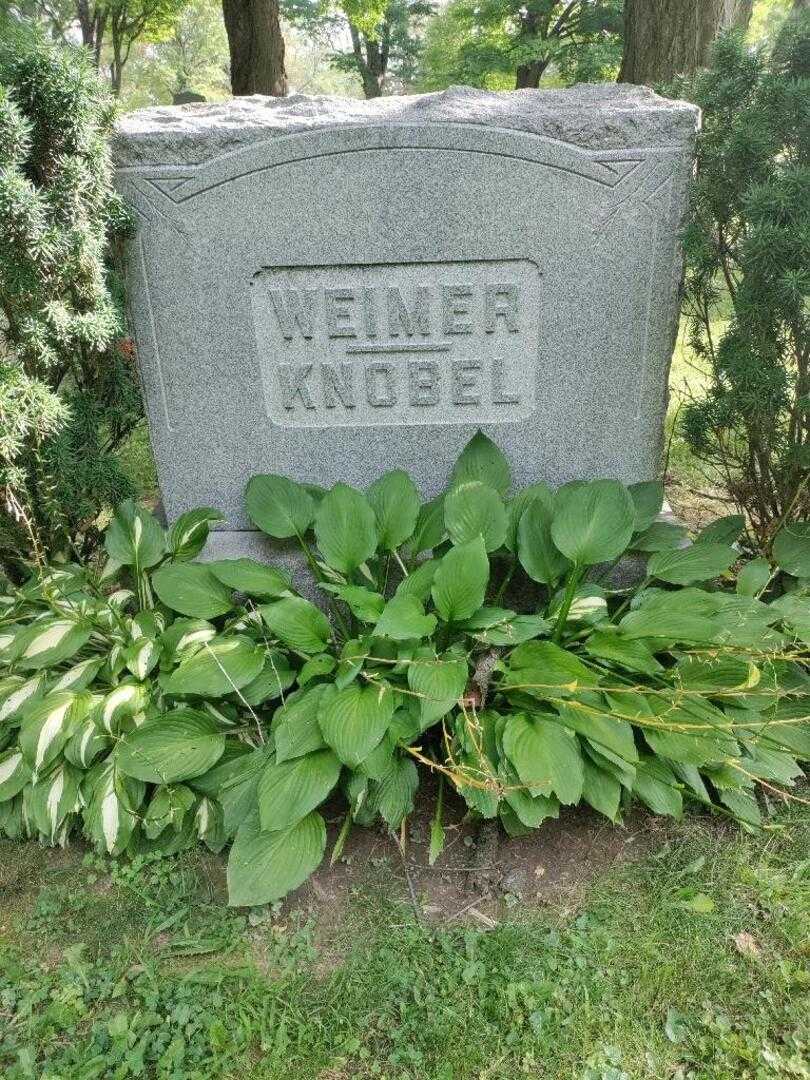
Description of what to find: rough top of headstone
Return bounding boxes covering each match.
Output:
[114,84,699,167]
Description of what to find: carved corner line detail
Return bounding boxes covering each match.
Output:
[136,233,174,433]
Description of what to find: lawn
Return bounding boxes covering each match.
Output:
[1,802,808,1079]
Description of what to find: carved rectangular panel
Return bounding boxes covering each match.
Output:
[250,260,539,428]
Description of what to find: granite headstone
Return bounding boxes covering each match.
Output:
[113,86,699,559]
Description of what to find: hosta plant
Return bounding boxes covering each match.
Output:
[1,433,809,907]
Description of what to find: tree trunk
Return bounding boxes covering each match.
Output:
[348,22,388,98]
[515,58,550,89]
[619,0,754,86]
[76,0,106,67]
[222,0,287,97]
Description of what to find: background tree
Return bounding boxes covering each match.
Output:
[0,40,141,577]
[222,0,287,95]
[672,16,810,547]
[419,0,622,93]
[619,0,754,84]
[120,0,230,105]
[283,0,433,98]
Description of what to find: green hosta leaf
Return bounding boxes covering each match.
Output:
[501,641,599,701]
[83,761,144,856]
[431,536,489,623]
[152,563,233,619]
[736,558,772,598]
[227,811,326,906]
[450,431,510,495]
[116,709,225,783]
[374,595,437,641]
[124,639,160,681]
[98,681,148,734]
[581,758,621,821]
[367,470,420,550]
[551,480,636,566]
[630,521,688,552]
[517,497,569,585]
[642,725,734,767]
[20,692,91,774]
[395,559,438,602]
[207,746,271,836]
[322,584,384,623]
[444,481,507,552]
[245,474,315,539]
[334,638,369,689]
[207,559,292,598]
[298,653,336,686]
[474,613,550,646]
[0,673,45,724]
[168,508,225,561]
[504,786,559,828]
[273,684,331,763]
[629,481,664,532]
[647,544,735,585]
[696,515,745,546]
[0,749,30,802]
[315,483,378,574]
[583,629,664,676]
[505,483,554,553]
[143,784,196,840]
[241,653,296,705]
[499,802,533,837]
[28,762,81,842]
[409,495,446,554]
[0,794,23,838]
[9,619,91,671]
[553,702,638,763]
[632,756,682,818]
[318,682,394,767]
[104,500,165,571]
[619,589,720,643]
[673,655,757,691]
[773,522,810,578]
[165,636,264,698]
[407,651,467,726]
[258,749,341,831]
[502,713,584,804]
[719,788,761,829]
[261,597,331,654]
[457,606,515,630]
[373,756,418,829]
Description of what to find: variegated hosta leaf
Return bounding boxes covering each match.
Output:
[98,681,149,735]
[7,619,92,671]
[0,672,46,724]
[160,618,217,665]
[50,658,105,693]
[27,761,81,843]
[124,638,161,681]
[83,760,145,855]
[104,500,166,571]
[19,692,94,776]
[0,748,31,801]
[196,796,227,852]
[143,783,196,839]
[102,643,128,681]
[64,716,111,769]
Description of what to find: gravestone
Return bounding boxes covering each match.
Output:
[114,86,699,560]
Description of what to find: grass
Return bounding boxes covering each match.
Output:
[1,806,808,1079]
